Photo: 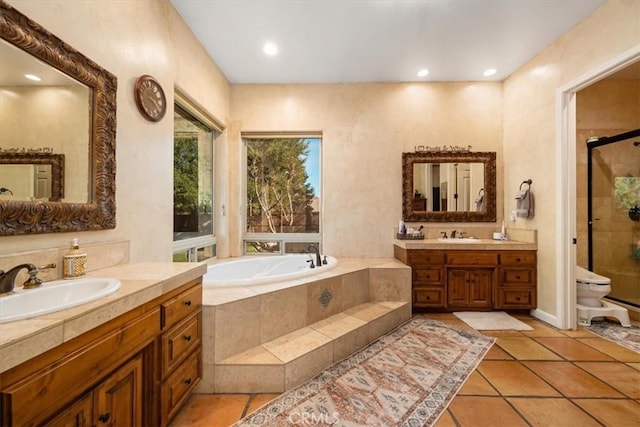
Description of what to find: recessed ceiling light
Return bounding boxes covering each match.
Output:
[416,69,429,77]
[24,74,41,81]
[482,68,497,77]
[263,42,278,56]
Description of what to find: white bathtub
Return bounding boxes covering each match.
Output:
[203,254,338,288]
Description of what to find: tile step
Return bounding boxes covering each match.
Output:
[213,301,410,393]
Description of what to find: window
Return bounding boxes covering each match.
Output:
[173,95,220,262]
[243,134,321,254]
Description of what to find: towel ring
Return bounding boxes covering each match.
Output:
[519,179,532,190]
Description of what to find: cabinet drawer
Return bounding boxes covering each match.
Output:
[162,311,202,377]
[162,284,202,329]
[499,289,535,307]
[407,250,444,266]
[413,267,444,285]
[161,349,201,425]
[446,251,498,265]
[413,288,445,307]
[501,269,534,284]
[500,252,536,267]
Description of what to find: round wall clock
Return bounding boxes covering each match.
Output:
[134,75,166,122]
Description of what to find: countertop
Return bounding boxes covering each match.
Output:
[0,262,207,374]
[394,238,537,251]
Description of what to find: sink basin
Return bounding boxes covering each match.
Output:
[437,238,480,243]
[0,277,121,323]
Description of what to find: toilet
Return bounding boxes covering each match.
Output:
[576,265,631,327]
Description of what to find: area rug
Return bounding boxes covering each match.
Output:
[453,311,533,331]
[587,320,640,353]
[233,317,495,427]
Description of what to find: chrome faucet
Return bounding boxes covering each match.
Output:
[450,230,458,238]
[0,263,56,296]
[307,245,322,268]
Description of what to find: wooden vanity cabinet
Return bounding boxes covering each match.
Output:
[0,278,202,427]
[395,247,536,311]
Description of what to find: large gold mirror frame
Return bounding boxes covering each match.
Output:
[402,151,497,222]
[0,2,117,235]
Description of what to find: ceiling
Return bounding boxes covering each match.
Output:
[171,0,605,84]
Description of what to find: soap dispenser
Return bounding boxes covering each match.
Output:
[63,238,87,278]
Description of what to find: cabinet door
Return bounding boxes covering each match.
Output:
[46,393,93,427]
[93,355,143,427]
[468,269,493,307]
[447,269,468,306]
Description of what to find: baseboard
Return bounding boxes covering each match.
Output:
[530,308,561,329]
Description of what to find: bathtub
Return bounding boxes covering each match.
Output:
[203,254,338,288]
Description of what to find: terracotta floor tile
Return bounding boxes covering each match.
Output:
[577,337,640,363]
[483,344,514,360]
[448,396,527,426]
[573,399,640,427]
[457,371,499,395]
[574,362,640,398]
[496,337,563,360]
[523,361,624,398]
[533,337,614,361]
[561,328,597,338]
[481,330,526,337]
[628,362,640,371]
[477,361,560,397]
[520,320,566,337]
[432,409,457,426]
[507,397,601,426]
[422,313,458,320]
[245,393,280,416]
[169,394,249,427]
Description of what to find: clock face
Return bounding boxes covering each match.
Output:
[134,75,166,122]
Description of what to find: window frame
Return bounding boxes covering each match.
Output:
[242,132,323,255]
[172,91,223,261]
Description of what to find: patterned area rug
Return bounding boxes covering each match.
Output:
[453,311,533,331]
[587,320,640,353]
[233,317,495,427]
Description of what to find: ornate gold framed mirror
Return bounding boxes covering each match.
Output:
[0,2,117,235]
[402,151,497,222]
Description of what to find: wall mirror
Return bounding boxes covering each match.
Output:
[0,2,117,235]
[402,151,496,222]
[0,152,65,202]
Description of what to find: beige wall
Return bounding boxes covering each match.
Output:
[503,0,640,318]
[3,0,231,261]
[229,83,503,257]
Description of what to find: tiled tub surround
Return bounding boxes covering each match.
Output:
[0,261,207,373]
[199,258,412,393]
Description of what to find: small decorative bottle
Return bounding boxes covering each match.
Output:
[63,238,87,278]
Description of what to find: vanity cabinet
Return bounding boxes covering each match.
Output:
[395,247,536,311]
[0,278,202,427]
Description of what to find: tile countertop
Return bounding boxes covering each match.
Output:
[0,262,207,374]
[394,238,537,251]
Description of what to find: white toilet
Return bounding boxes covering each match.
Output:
[576,265,631,327]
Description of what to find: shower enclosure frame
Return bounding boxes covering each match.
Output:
[586,128,640,271]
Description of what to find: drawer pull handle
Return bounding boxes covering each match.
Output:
[183,334,192,341]
[184,300,192,306]
[426,296,431,300]
[516,258,521,262]
[515,275,521,280]
[98,413,111,423]
[184,378,192,385]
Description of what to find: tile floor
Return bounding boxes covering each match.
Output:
[171,313,640,426]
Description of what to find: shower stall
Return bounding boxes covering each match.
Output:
[587,128,640,308]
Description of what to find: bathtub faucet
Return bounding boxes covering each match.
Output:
[307,245,322,268]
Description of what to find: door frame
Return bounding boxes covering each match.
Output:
[556,45,640,329]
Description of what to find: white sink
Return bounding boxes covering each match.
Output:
[437,237,480,243]
[0,277,121,323]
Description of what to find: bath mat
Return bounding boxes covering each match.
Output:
[587,320,640,353]
[453,311,533,331]
[232,317,495,427]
